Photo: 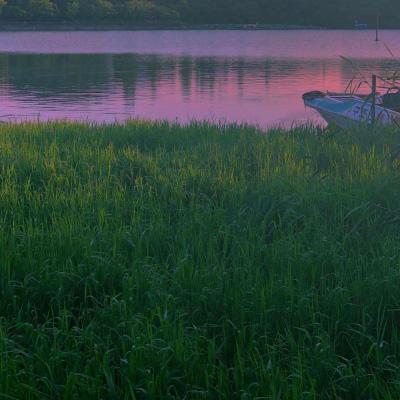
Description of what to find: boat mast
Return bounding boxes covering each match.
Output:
[371,74,377,126]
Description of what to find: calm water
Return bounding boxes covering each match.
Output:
[1,30,400,127]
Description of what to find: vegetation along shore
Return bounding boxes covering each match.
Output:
[0,0,398,29]
[0,22,325,31]
[0,121,400,398]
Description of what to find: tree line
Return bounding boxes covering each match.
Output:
[0,0,398,28]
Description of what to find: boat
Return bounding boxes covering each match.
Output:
[302,91,400,128]
[354,20,368,29]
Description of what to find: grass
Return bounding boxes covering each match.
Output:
[0,120,399,399]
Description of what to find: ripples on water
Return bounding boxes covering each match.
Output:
[0,30,399,127]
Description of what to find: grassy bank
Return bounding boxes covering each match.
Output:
[0,121,400,399]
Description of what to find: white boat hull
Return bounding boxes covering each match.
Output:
[303,91,400,128]
[318,109,362,128]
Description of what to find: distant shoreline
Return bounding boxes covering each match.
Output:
[0,22,326,31]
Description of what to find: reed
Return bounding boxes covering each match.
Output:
[0,120,399,399]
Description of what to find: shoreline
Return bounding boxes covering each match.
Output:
[0,22,326,31]
[0,22,399,32]
[0,23,398,32]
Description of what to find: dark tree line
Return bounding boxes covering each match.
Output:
[0,0,398,28]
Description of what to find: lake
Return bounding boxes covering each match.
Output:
[0,30,400,127]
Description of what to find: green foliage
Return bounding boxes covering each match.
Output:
[26,0,58,18]
[0,0,398,25]
[78,0,114,18]
[114,1,160,21]
[54,0,79,18]
[3,0,28,18]
[0,121,399,398]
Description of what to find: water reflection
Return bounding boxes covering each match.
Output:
[0,53,399,126]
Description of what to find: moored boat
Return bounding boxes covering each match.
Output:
[303,91,400,128]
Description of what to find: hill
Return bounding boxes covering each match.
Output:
[0,0,398,29]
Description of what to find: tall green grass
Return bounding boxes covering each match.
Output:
[0,120,399,399]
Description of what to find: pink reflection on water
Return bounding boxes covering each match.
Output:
[0,52,397,127]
